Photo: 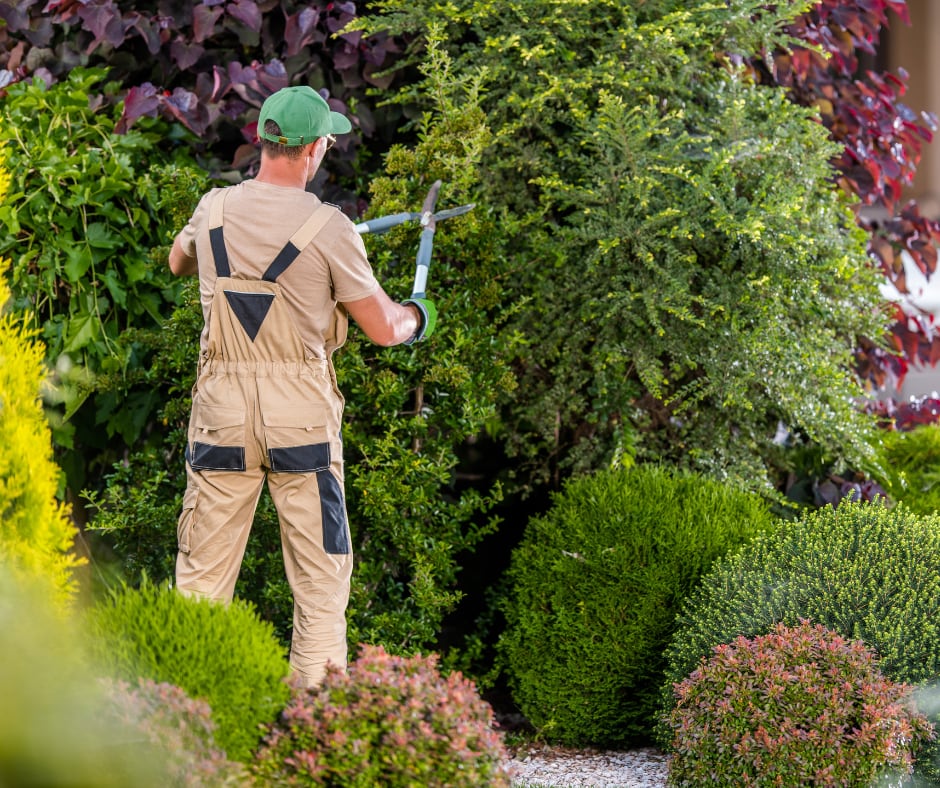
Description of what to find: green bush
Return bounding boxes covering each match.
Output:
[102,677,249,787]
[664,501,940,691]
[879,425,940,515]
[0,66,207,492]
[666,620,934,787]
[364,0,890,493]
[497,464,777,746]
[87,580,291,763]
[253,644,510,787]
[0,278,82,608]
[662,501,940,748]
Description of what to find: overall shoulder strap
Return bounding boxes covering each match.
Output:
[207,189,231,278]
[262,203,336,282]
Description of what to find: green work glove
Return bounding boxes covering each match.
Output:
[402,297,437,344]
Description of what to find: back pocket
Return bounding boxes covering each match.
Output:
[188,401,246,472]
[258,378,330,472]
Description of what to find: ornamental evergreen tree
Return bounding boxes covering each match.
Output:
[362,0,889,492]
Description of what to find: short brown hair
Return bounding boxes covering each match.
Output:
[261,120,306,160]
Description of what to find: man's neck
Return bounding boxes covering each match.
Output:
[254,156,310,190]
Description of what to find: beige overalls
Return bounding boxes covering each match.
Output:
[175,190,352,686]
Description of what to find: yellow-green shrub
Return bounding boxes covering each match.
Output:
[0,136,81,605]
[879,424,940,515]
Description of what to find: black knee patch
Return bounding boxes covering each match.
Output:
[317,470,350,555]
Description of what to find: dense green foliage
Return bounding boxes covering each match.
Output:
[341,43,516,649]
[0,274,81,607]
[253,644,510,787]
[87,580,291,763]
[0,68,207,490]
[879,424,940,514]
[498,464,777,746]
[667,620,933,787]
[362,0,890,493]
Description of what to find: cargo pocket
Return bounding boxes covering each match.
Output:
[267,433,331,473]
[177,486,199,554]
[188,401,246,472]
[258,378,330,473]
[318,469,351,555]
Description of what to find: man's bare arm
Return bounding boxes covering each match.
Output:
[169,235,197,277]
[344,290,421,346]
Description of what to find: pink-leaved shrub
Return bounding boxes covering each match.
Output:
[667,620,934,787]
[252,644,511,787]
[101,677,248,786]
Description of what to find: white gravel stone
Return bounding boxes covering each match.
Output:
[506,745,670,787]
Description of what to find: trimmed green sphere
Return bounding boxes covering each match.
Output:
[499,464,777,746]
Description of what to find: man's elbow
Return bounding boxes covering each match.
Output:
[367,322,400,347]
[168,257,192,277]
[168,238,196,276]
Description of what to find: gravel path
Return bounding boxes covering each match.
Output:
[506,744,670,787]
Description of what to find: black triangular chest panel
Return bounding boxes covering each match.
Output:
[223,291,275,342]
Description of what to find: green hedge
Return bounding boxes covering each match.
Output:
[87,580,291,763]
[498,464,777,746]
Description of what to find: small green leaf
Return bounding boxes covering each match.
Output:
[63,244,92,281]
[86,222,121,249]
[63,312,99,352]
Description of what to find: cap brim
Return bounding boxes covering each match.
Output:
[330,111,353,135]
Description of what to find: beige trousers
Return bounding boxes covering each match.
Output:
[176,269,352,687]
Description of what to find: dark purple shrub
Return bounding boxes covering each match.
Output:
[0,0,407,188]
[757,1,940,395]
[667,620,934,787]
[866,393,940,429]
[253,644,511,787]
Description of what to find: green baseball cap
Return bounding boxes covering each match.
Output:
[258,86,352,146]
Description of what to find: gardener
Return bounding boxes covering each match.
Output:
[167,85,436,687]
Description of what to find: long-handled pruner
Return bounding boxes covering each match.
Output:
[355,180,475,298]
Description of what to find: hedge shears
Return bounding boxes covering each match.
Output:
[355,180,475,300]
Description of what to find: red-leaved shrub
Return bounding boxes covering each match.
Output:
[667,620,934,787]
[252,644,511,787]
[101,677,248,786]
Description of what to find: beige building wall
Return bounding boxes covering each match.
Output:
[885,0,940,218]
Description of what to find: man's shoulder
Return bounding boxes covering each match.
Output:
[317,201,359,234]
